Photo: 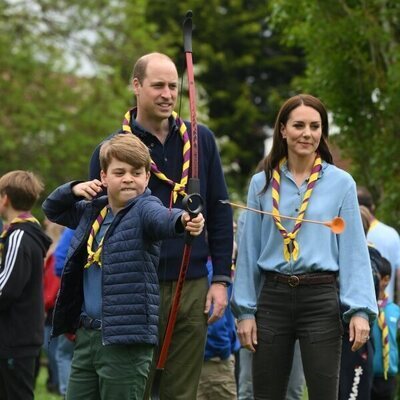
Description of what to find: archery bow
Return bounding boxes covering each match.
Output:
[155,9,203,373]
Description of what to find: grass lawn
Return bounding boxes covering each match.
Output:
[35,364,62,400]
[34,356,310,399]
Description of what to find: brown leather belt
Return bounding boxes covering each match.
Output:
[265,272,337,287]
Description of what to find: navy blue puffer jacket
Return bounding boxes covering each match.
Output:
[42,182,183,346]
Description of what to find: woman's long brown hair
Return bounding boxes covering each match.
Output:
[261,94,333,194]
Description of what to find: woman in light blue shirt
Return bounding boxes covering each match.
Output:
[232,94,377,400]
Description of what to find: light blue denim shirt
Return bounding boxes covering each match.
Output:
[82,209,114,320]
[232,161,378,323]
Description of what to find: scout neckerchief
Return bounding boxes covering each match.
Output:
[377,292,390,380]
[369,218,379,232]
[0,212,40,261]
[122,107,190,204]
[84,206,109,268]
[272,153,322,261]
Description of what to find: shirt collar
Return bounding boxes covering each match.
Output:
[129,109,179,141]
[280,159,328,180]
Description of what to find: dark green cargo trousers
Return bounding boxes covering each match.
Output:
[66,328,153,400]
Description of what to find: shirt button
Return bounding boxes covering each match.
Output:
[164,157,168,162]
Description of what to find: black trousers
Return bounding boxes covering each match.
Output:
[371,376,397,400]
[253,277,343,400]
[0,357,36,400]
[338,331,374,400]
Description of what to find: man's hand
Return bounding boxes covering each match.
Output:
[72,180,103,200]
[237,319,257,352]
[204,283,228,324]
[349,315,370,352]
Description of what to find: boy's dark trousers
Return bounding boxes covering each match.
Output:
[338,330,374,400]
[371,376,397,400]
[0,356,36,400]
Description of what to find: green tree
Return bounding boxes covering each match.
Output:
[1,0,304,211]
[269,0,400,228]
[144,0,305,197]
[0,0,158,213]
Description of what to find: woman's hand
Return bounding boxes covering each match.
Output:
[349,315,370,352]
[237,318,258,352]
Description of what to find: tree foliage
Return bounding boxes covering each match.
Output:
[1,0,303,215]
[0,0,156,213]
[269,0,400,228]
[145,0,305,197]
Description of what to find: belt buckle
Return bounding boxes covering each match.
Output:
[288,275,300,287]
[90,318,102,330]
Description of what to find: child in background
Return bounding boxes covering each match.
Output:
[197,256,240,400]
[371,257,400,400]
[53,227,75,397]
[0,170,52,400]
[338,204,382,400]
[41,219,64,394]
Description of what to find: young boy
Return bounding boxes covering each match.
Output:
[42,134,204,400]
[371,257,400,400]
[0,170,52,400]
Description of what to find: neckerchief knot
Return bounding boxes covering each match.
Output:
[122,108,190,203]
[272,153,322,261]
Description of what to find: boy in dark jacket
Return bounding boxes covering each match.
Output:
[0,170,52,400]
[42,134,204,400]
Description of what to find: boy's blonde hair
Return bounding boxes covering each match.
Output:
[0,170,44,211]
[100,134,151,172]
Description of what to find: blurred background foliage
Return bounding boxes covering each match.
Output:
[0,0,399,228]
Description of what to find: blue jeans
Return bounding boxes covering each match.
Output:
[286,340,305,400]
[43,325,59,389]
[238,348,254,400]
[56,334,74,395]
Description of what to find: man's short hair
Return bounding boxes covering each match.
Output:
[100,134,151,173]
[357,186,374,212]
[132,52,175,84]
[0,170,44,211]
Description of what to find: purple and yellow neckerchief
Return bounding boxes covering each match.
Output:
[0,212,40,260]
[122,107,190,206]
[378,292,390,380]
[271,153,322,261]
[84,206,109,268]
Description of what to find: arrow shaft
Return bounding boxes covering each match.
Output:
[227,201,328,226]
